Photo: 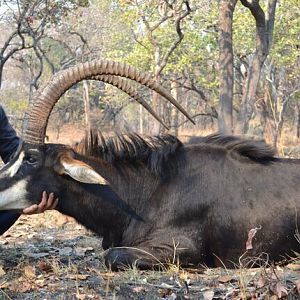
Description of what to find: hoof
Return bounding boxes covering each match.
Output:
[102,247,155,270]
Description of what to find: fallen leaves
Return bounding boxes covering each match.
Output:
[245,225,262,250]
[272,281,288,298]
[15,280,32,293]
[132,286,144,293]
[287,262,300,271]
[59,246,73,256]
[295,279,300,294]
[68,274,90,280]
[23,251,49,259]
[0,212,298,299]
[218,274,237,283]
[256,275,266,288]
[74,246,94,256]
[0,266,6,277]
[37,260,53,273]
[24,266,36,279]
[203,290,214,300]
[98,271,115,279]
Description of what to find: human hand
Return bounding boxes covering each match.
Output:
[22,191,58,215]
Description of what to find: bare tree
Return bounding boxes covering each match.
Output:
[218,0,237,134]
[234,0,278,134]
[0,0,87,89]
[1,0,51,87]
[83,80,91,132]
[133,0,194,133]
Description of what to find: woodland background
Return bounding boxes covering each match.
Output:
[0,0,299,152]
[0,1,299,298]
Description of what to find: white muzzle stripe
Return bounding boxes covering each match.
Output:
[0,179,30,209]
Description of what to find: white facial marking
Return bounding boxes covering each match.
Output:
[0,179,30,209]
[0,151,25,178]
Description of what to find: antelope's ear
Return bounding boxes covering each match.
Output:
[55,153,108,185]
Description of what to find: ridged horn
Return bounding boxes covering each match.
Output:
[90,75,169,130]
[24,60,194,144]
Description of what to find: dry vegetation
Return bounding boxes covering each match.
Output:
[0,211,299,300]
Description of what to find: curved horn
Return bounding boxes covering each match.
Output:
[24,60,193,144]
[90,75,168,130]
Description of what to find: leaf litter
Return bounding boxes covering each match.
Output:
[0,211,298,299]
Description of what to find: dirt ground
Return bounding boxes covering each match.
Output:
[0,211,298,300]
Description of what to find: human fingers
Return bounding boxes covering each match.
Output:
[35,191,48,212]
[45,192,55,210]
[22,204,39,215]
[49,198,59,210]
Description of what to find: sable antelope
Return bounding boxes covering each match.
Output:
[0,60,299,270]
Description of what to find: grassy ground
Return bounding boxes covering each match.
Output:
[0,211,298,299]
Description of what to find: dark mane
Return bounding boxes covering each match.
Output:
[75,130,183,177]
[188,133,276,163]
[75,131,275,176]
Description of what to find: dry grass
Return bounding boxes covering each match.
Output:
[0,211,298,299]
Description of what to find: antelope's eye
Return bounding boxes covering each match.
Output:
[26,156,37,164]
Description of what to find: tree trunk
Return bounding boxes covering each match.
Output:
[170,79,180,137]
[152,66,162,135]
[273,99,287,151]
[139,2,191,134]
[152,89,162,135]
[234,0,277,135]
[218,0,237,134]
[0,64,3,88]
[83,80,91,132]
[139,105,144,134]
[297,102,300,139]
[260,85,269,137]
